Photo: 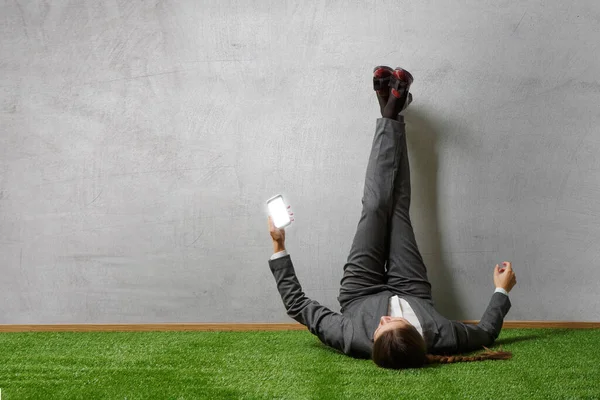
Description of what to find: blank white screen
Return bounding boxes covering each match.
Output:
[268,196,290,228]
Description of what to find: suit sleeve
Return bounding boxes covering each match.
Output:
[268,254,352,354]
[451,292,511,352]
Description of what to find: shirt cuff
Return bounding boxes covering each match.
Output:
[270,250,289,260]
[494,287,509,296]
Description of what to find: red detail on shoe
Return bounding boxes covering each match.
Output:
[374,68,392,78]
[391,68,414,98]
[393,69,413,83]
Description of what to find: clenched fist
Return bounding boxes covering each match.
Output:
[494,261,517,293]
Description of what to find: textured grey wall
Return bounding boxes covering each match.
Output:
[1,1,599,324]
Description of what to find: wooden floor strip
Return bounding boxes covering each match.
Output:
[465,321,600,329]
[0,323,305,332]
[0,321,599,332]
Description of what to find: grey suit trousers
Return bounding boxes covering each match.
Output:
[338,117,432,311]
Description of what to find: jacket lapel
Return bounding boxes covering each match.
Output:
[402,296,440,349]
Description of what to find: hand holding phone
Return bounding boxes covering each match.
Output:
[267,195,294,246]
[266,194,293,229]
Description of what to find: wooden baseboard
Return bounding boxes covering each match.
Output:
[0,321,598,332]
[0,323,305,332]
[465,321,600,329]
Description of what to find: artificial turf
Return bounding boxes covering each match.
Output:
[0,329,598,399]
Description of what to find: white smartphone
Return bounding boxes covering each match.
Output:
[266,194,292,229]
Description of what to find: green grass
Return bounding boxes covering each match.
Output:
[0,329,599,399]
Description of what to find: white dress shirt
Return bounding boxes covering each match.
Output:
[389,295,424,338]
[271,250,289,260]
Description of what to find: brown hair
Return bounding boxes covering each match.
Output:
[372,325,427,369]
[372,326,512,369]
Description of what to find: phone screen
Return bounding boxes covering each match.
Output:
[268,195,291,229]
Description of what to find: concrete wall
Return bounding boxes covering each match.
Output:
[1,0,599,323]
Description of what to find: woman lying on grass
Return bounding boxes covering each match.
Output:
[266,66,517,369]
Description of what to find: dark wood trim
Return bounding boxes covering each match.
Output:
[0,323,306,332]
[501,321,600,329]
[463,320,600,328]
[0,321,599,332]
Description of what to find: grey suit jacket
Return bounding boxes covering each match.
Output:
[269,254,511,359]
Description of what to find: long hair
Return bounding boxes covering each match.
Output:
[372,325,512,369]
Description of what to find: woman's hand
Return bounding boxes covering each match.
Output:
[494,261,517,293]
[267,206,294,245]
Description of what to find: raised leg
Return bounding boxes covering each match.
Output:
[385,115,432,300]
[338,118,404,311]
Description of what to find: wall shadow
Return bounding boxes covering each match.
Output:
[494,334,544,346]
[403,108,464,318]
[495,328,573,345]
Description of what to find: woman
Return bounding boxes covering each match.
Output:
[266,66,517,369]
